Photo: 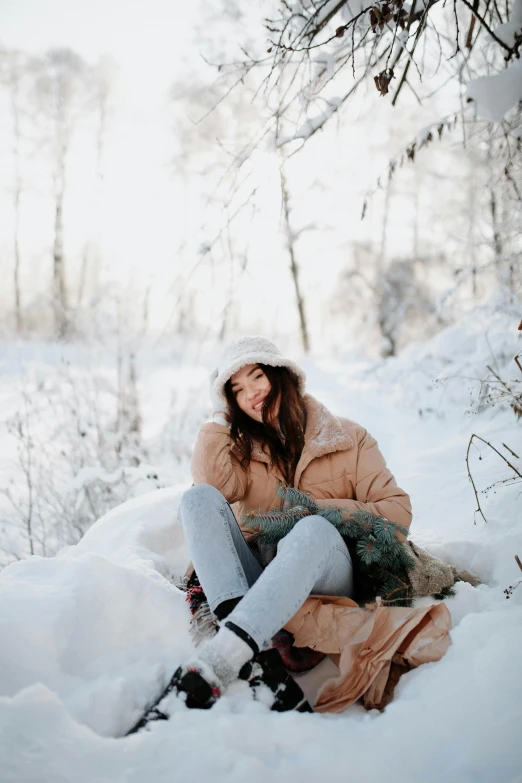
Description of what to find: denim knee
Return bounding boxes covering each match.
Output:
[278,513,344,554]
[179,483,225,530]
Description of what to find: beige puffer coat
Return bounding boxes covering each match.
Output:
[191,393,412,542]
[190,393,451,712]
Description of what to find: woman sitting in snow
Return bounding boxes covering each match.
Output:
[155,335,423,714]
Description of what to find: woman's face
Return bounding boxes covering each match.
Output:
[230,364,280,424]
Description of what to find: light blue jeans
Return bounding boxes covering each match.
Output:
[179,483,354,650]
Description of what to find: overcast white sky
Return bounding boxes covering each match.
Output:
[0,0,195,78]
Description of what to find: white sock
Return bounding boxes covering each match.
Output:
[197,625,254,687]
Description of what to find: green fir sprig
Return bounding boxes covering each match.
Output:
[242,485,416,607]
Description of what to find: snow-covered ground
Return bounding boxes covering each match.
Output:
[1,305,521,783]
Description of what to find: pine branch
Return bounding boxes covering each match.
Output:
[243,492,416,605]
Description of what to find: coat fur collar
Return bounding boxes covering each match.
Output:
[250,394,354,479]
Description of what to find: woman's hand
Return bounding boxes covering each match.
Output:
[209,369,231,425]
[282,494,312,517]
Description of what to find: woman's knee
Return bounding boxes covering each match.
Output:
[179,483,226,527]
[278,513,343,552]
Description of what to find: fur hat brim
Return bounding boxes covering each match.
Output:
[212,339,306,407]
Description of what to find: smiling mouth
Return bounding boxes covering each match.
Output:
[253,397,267,412]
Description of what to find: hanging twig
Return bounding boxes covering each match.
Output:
[458,0,515,55]
[466,433,522,524]
[466,435,488,523]
[451,0,461,57]
[465,0,479,48]
[471,434,522,480]
[485,364,522,417]
[390,0,438,106]
[503,443,520,460]
[503,555,522,598]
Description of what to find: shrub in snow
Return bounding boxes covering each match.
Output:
[0,351,181,567]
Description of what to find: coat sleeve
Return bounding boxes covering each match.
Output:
[314,427,412,541]
[190,422,250,504]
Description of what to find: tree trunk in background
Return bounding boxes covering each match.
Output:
[53,162,68,337]
[218,303,230,342]
[218,233,235,342]
[489,187,503,268]
[91,61,110,295]
[467,171,478,297]
[76,244,89,308]
[32,48,92,337]
[279,163,310,353]
[489,185,508,299]
[142,284,151,335]
[9,61,23,332]
[378,175,391,279]
[412,167,420,261]
[13,175,22,333]
[377,175,395,357]
[78,58,111,308]
[486,136,509,298]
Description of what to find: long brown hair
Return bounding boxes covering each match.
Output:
[224,364,307,486]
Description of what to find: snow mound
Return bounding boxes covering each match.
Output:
[0,486,192,739]
[75,483,190,577]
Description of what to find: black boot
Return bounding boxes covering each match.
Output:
[239,648,313,713]
[126,661,222,734]
[168,663,222,709]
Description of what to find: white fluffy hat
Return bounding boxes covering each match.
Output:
[212,336,306,407]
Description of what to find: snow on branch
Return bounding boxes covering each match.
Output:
[245,0,522,149]
[467,56,522,124]
[464,0,522,122]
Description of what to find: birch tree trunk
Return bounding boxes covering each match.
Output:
[8,59,23,332]
[53,157,68,337]
[32,48,92,337]
[377,174,395,357]
[279,162,310,353]
[13,151,22,332]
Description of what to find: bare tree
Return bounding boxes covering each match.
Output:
[279,160,310,351]
[249,0,521,134]
[8,55,23,332]
[167,53,266,341]
[0,49,32,332]
[201,1,521,223]
[31,48,93,337]
[332,241,437,354]
[78,55,116,308]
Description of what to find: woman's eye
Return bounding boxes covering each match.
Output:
[255,374,263,380]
